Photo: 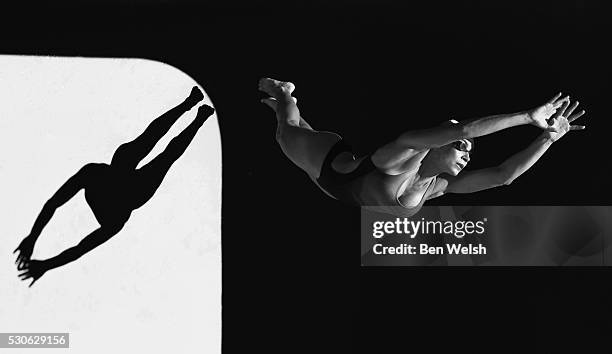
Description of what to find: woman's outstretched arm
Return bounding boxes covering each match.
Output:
[395,93,570,150]
[429,100,586,196]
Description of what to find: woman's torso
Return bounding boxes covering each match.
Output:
[320,149,436,216]
[349,163,435,214]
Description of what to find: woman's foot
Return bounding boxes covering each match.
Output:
[258,77,295,98]
[260,96,297,111]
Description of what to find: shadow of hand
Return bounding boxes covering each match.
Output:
[14,236,36,270]
[18,260,49,287]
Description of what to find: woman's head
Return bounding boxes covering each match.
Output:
[427,120,474,176]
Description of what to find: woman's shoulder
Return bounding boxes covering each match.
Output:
[372,150,430,176]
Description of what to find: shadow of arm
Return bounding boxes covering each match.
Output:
[28,164,94,240]
[44,226,119,271]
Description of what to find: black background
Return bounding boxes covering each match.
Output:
[3,0,611,352]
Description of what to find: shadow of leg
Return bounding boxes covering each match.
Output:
[111,87,204,170]
[132,104,214,209]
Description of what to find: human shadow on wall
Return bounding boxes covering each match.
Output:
[13,86,214,286]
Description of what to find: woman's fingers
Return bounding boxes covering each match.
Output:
[547,92,563,104]
[568,110,586,123]
[548,99,570,125]
[564,101,579,117]
[552,95,570,109]
[558,99,571,117]
[542,93,586,133]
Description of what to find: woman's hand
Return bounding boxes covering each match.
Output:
[542,99,586,142]
[14,235,36,270]
[18,259,49,287]
[529,93,571,130]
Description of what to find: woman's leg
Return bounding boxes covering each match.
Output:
[111,86,204,169]
[258,78,341,178]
